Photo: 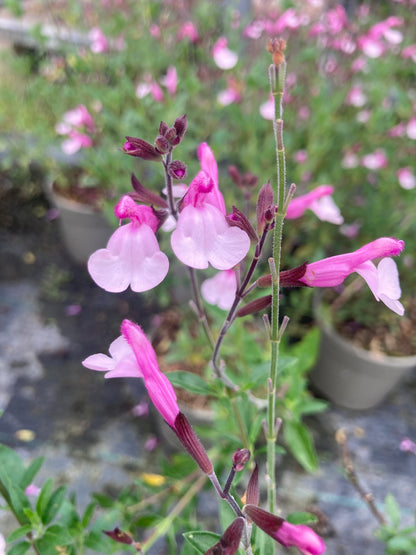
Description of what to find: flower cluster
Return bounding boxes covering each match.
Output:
[55,104,96,155]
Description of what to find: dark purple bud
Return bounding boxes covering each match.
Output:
[159,120,170,136]
[232,448,251,472]
[123,137,162,161]
[257,181,274,234]
[155,135,170,154]
[257,263,308,288]
[172,114,187,145]
[204,517,245,555]
[103,527,133,545]
[245,464,259,507]
[165,127,177,143]
[130,174,168,208]
[228,165,243,188]
[243,172,258,189]
[227,207,258,242]
[173,412,213,475]
[235,295,272,318]
[168,160,187,180]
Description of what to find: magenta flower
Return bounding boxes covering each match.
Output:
[87,195,169,292]
[212,37,238,70]
[397,167,415,190]
[406,117,416,140]
[286,185,343,224]
[300,238,405,312]
[201,270,237,310]
[355,258,404,315]
[89,27,109,53]
[177,21,198,43]
[400,437,416,455]
[160,66,178,96]
[244,505,325,555]
[171,145,250,269]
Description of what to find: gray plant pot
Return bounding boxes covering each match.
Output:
[310,316,416,410]
[44,179,113,265]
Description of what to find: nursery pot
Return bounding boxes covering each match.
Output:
[44,179,113,265]
[311,305,416,410]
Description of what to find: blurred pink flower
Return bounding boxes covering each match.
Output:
[387,122,405,137]
[212,37,238,70]
[145,435,159,451]
[61,130,93,154]
[160,66,178,96]
[400,437,416,454]
[351,56,367,72]
[341,152,359,169]
[260,94,275,120]
[149,24,161,39]
[357,35,385,58]
[287,185,343,224]
[406,117,416,139]
[360,149,388,170]
[401,44,416,62]
[136,75,164,103]
[88,196,169,292]
[0,533,5,555]
[293,150,308,164]
[89,27,109,53]
[340,222,361,239]
[59,104,95,132]
[25,484,41,497]
[217,78,242,106]
[177,21,198,43]
[243,20,265,40]
[346,84,367,107]
[131,401,149,417]
[397,167,415,190]
[201,270,237,310]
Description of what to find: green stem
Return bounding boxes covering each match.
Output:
[266,60,287,514]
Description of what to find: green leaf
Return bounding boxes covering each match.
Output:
[385,494,401,529]
[183,531,220,554]
[21,457,44,490]
[7,542,31,555]
[34,524,72,555]
[286,511,318,525]
[387,535,416,551]
[0,444,26,488]
[43,485,67,525]
[81,500,97,527]
[7,525,33,542]
[283,420,318,472]
[166,371,214,396]
[298,399,328,415]
[36,477,53,521]
[6,481,32,524]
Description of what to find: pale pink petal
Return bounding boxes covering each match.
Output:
[87,223,169,292]
[212,38,238,70]
[406,117,416,139]
[201,270,237,310]
[82,335,140,378]
[309,196,344,224]
[260,95,275,120]
[397,167,415,190]
[160,66,178,95]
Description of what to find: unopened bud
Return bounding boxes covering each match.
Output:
[204,517,245,555]
[267,37,286,66]
[159,120,170,136]
[172,114,187,145]
[130,174,168,208]
[235,295,272,318]
[227,207,258,242]
[257,263,308,289]
[104,527,133,545]
[245,464,259,508]
[228,165,242,188]
[155,135,170,154]
[232,448,251,472]
[257,181,274,234]
[173,412,213,474]
[123,137,162,161]
[168,160,187,180]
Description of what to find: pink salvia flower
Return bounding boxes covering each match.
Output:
[61,104,95,131]
[397,167,415,190]
[401,44,416,63]
[212,37,238,70]
[244,505,325,554]
[260,94,275,120]
[286,185,343,224]
[201,270,237,310]
[87,195,169,292]
[400,437,416,455]
[171,146,250,269]
[121,320,179,427]
[161,66,178,96]
[177,21,198,43]
[346,84,367,107]
[25,484,41,497]
[300,238,405,300]
[61,131,93,155]
[355,258,404,315]
[406,117,416,139]
[360,149,388,170]
[82,335,139,378]
[89,27,109,53]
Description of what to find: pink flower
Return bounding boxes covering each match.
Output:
[341,152,359,168]
[61,130,93,154]
[177,21,198,43]
[387,122,405,137]
[217,78,242,106]
[201,270,237,310]
[400,437,416,455]
[286,185,343,224]
[59,104,95,132]
[260,94,275,120]
[300,238,405,312]
[82,334,139,379]
[355,258,404,315]
[357,35,384,58]
[89,27,109,53]
[149,24,161,39]
[401,44,416,63]
[171,145,250,269]
[293,150,308,164]
[87,196,169,292]
[360,149,388,170]
[0,533,5,555]
[135,75,164,103]
[406,117,416,139]
[160,66,178,96]
[346,84,367,107]
[244,505,325,555]
[212,37,238,70]
[397,167,415,190]
[25,484,41,497]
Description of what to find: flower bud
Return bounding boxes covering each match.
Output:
[204,517,245,555]
[123,137,162,161]
[130,173,168,208]
[155,135,170,154]
[172,114,187,145]
[235,295,272,318]
[168,160,187,180]
[256,181,274,234]
[159,120,170,136]
[227,206,258,242]
[232,448,251,472]
[245,464,259,507]
[267,37,286,66]
[104,527,133,545]
[257,263,308,288]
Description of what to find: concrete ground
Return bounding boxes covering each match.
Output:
[1,189,415,554]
